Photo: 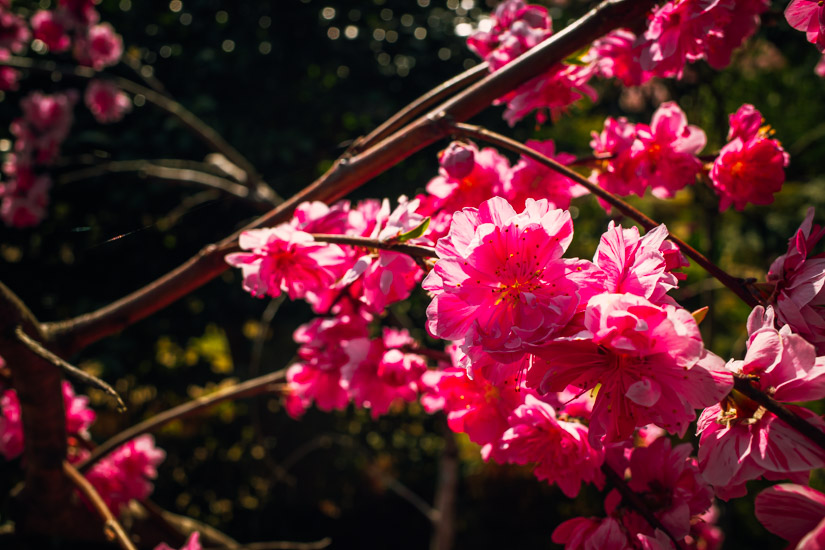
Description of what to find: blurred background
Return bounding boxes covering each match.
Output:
[2,0,825,548]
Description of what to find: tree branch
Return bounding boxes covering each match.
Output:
[40,0,656,356]
[449,122,761,308]
[76,369,287,472]
[14,326,126,411]
[63,461,137,550]
[310,234,437,259]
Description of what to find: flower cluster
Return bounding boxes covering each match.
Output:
[0,377,166,516]
[84,79,132,124]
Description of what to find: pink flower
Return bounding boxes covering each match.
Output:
[765,208,825,353]
[0,388,22,460]
[500,63,597,126]
[589,116,640,200]
[504,139,587,211]
[59,0,99,27]
[816,53,825,77]
[0,9,31,54]
[284,315,369,417]
[587,29,652,87]
[423,141,511,237]
[594,222,684,305]
[498,394,604,497]
[424,197,604,363]
[31,10,71,53]
[0,65,19,91]
[77,23,123,69]
[786,0,825,51]
[0,380,95,460]
[14,90,77,163]
[466,0,552,71]
[697,306,825,499]
[755,484,825,548]
[528,293,732,446]
[225,224,347,303]
[710,104,788,212]
[629,101,706,199]
[85,434,166,514]
[84,79,132,123]
[343,328,427,418]
[0,169,50,228]
[552,516,629,550]
[155,533,202,550]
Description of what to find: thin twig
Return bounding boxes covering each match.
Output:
[0,56,281,205]
[63,461,137,550]
[310,234,437,259]
[601,463,684,549]
[76,369,287,472]
[450,122,761,308]
[14,326,126,412]
[733,374,825,453]
[430,423,458,550]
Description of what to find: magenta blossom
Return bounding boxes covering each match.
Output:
[765,208,825,354]
[500,63,597,126]
[0,169,50,228]
[424,196,603,363]
[0,9,30,54]
[629,101,706,199]
[755,484,825,548]
[85,79,132,124]
[225,224,347,303]
[284,315,369,417]
[697,306,825,499]
[155,532,202,550]
[786,0,825,51]
[85,434,166,514]
[594,222,684,305]
[710,104,788,211]
[77,22,123,69]
[528,293,732,446]
[504,139,586,211]
[587,29,652,87]
[589,115,640,200]
[466,0,552,71]
[31,10,71,53]
[498,394,604,497]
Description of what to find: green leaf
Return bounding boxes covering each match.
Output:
[395,217,430,243]
[692,306,709,325]
[563,46,591,66]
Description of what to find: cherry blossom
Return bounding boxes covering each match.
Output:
[786,0,825,51]
[587,30,651,87]
[710,104,788,212]
[0,8,30,54]
[0,168,50,228]
[84,79,132,124]
[629,101,706,199]
[84,434,166,514]
[697,306,825,499]
[500,63,597,126]
[528,293,732,446]
[505,139,586,211]
[424,196,603,363]
[765,208,825,354]
[589,115,640,200]
[155,533,202,550]
[76,22,122,70]
[31,10,71,52]
[466,0,551,72]
[755,483,825,548]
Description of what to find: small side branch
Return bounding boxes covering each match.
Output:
[450,122,760,308]
[310,234,437,259]
[733,374,825,453]
[601,464,684,549]
[76,368,287,472]
[15,326,126,412]
[63,461,137,550]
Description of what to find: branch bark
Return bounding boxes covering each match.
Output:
[41,0,657,356]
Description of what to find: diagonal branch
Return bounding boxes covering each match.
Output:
[449,122,761,308]
[76,368,287,472]
[41,0,657,357]
[63,461,138,550]
[310,234,437,259]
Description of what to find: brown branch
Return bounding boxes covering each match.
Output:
[76,368,287,472]
[63,461,137,550]
[430,424,458,550]
[450,122,761,308]
[601,464,684,549]
[204,539,332,550]
[310,234,437,259]
[350,62,489,155]
[58,160,269,208]
[733,374,825,453]
[14,326,126,412]
[41,0,656,357]
[0,56,282,205]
